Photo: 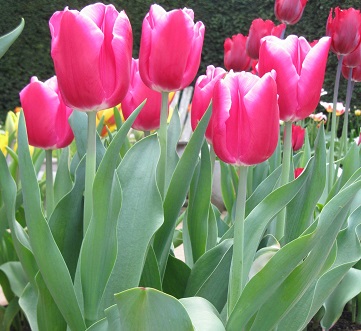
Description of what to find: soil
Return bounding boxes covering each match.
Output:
[307,311,361,330]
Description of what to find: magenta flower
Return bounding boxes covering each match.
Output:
[191,65,226,143]
[212,71,279,166]
[49,3,133,112]
[326,7,361,56]
[139,4,205,92]
[20,76,74,149]
[246,18,286,60]
[291,124,305,151]
[122,58,164,131]
[258,35,331,122]
[274,0,308,25]
[224,34,251,72]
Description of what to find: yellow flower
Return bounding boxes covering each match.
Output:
[5,110,19,137]
[355,109,361,116]
[96,105,123,137]
[0,131,9,155]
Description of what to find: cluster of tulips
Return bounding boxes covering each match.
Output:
[2,0,361,330]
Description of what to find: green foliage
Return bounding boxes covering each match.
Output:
[1,0,361,122]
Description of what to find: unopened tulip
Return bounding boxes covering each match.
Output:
[258,35,331,122]
[294,167,304,178]
[20,76,74,149]
[224,34,251,72]
[291,124,305,151]
[49,3,133,111]
[342,43,361,68]
[191,65,226,142]
[122,58,164,131]
[274,0,307,25]
[326,7,361,56]
[212,70,279,166]
[246,18,286,60]
[139,4,205,92]
[342,63,361,82]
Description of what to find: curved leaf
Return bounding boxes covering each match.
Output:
[0,18,24,59]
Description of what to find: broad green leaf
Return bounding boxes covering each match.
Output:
[299,127,311,168]
[139,246,162,291]
[18,112,86,331]
[49,157,85,280]
[154,104,211,278]
[284,125,326,243]
[19,283,38,331]
[0,18,24,59]
[268,135,281,173]
[180,297,225,331]
[250,161,269,194]
[0,262,27,298]
[185,239,233,312]
[80,102,144,323]
[36,272,66,331]
[53,147,72,205]
[206,205,218,251]
[321,268,361,329]
[1,297,20,331]
[100,135,162,310]
[220,161,236,213]
[114,287,194,331]
[163,254,191,299]
[187,141,212,263]
[248,244,279,279]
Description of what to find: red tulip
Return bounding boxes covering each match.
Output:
[342,64,361,82]
[326,7,361,56]
[246,18,286,60]
[139,4,205,92]
[342,43,361,68]
[258,35,331,122]
[212,70,279,166]
[294,167,304,178]
[122,58,164,131]
[274,0,307,25]
[49,3,133,112]
[20,76,74,149]
[224,34,251,72]
[291,124,305,151]
[191,65,226,142]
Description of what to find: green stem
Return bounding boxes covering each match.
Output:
[274,121,292,240]
[83,111,97,235]
[341,67,354,157]
[45,149,54,218]
[158,92,169,199]
[228,165,248,315]
[328,55,343,193]
[210,144,216,174]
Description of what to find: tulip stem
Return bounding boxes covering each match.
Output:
[158,91,169,199]
[328,55,343,193]
[45,149,54,218]
[228,165,248,316]
[84,111,97,235]
[272,121,292,240]
[340,68,354,157]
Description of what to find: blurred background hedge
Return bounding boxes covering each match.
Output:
[0,0,360,123]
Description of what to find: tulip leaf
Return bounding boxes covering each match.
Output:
[139,246,162,291]
[1,296,20,331]
[220,161,236,213]
[17,111,86,331]
[100,135,162,311]
[185,239,233,312]
[18,283,38,331]
[0,18,24,60]
[206,205,218,251]
[180,297,225,331]
[80,102,144,324]
[114,287,194,331]
[187,141,212,264]
[53,147,73,205]
[0,262,27,298]
[153,103,211,278]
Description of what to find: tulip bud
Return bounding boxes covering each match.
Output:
[294,167,304,178]
[291,124,305,151]
[274,0,307,25]
[224,34,251,72]
[4,111,18,137]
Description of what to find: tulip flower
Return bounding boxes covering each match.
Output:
[224,34,251,72]
[139,4,205,92]
[258,35,331,122]
[342,63,361,82]
[19,76,74,149]
[294,167,304,179]
[291,124,305,151]
[320,101,345,116]
[122,59,164,131]
[0,131,8,156]
[342,43,361,69]
[96,105,122,137]
[274,0,307,25]
[49,3,133,112]
[191,65,226,143]
[309,112,327,122]
[326,7,361,56]
[212,70,279,166]
[246,18,286,60]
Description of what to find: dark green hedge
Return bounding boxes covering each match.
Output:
[0,0,360,123]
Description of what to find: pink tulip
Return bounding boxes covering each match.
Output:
[342,43,361,69]
[291,124,305,151]
[212,71,279,166]
[139,4,205,92]
[224,34,251,72]
[122,58,164,131]
[49,3,133,112]
[342,64,361,82]
[274,0,307,25]
[20,76,74,149]
[294,167,304,178]
[258,35,331,122]
[326,7,361,56]
[246,18,286,60]
[191,65,226,142]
